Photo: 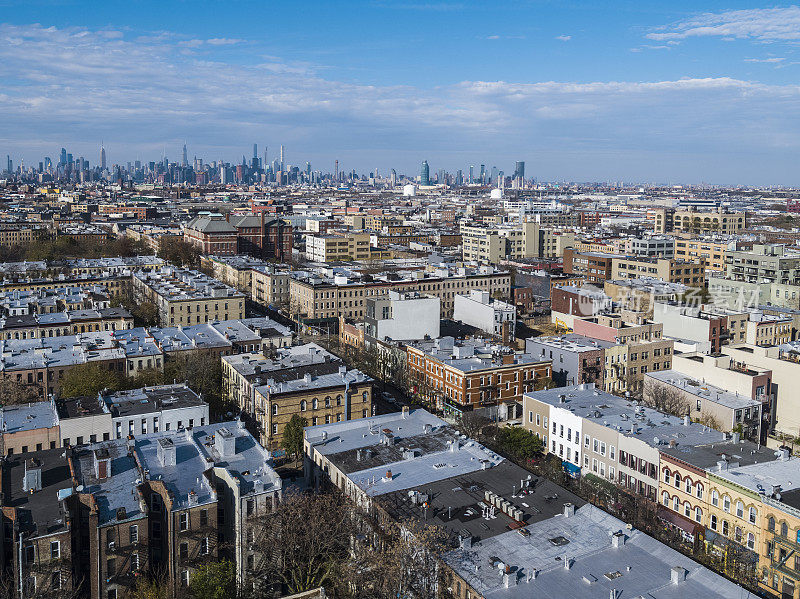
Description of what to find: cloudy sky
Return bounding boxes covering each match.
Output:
[3,1,800,185]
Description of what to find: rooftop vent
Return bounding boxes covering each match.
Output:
[670,566,687,585]
[157,438,176,467]
[563,503,575,518]
[22,458,42,493]
[215,427,236,458]
[94,448,112,480]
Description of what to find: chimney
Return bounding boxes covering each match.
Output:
[670,566,687,584]
[564,555,572,570]
[502,354,514,365]
[402,406,410,419]
[683,415,690,426]
[157,438,176,467]
[215,427,236,458]
[563,503,575,518]
[611,531,625,548]
[732,432,741,444]
[94,448,112,479]
[338,365,347,377]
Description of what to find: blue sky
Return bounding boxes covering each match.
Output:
[3,1,800,184]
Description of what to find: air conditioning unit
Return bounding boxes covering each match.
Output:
[108,541,115,551]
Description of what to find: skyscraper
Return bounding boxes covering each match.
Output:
[253,143,258,160]
[420,160,430,186]
[100,144,106,170]
[334,159,339,181]
[182,143,188,167]
[279,145,284,171]
[60,148,67,166]
[514,161,525,180]
[6,155,11,174]
[469,165,474,184]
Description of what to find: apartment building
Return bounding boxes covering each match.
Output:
[604,278,686,317]
[0,399,61,456]
[674,237,733,273]
[364,290,440,343]
[132,268,245,327]
[653,302,747,353]
[305,232,373,262]
[747,313,792,347]
[452,289,516,340]
[549,284,611,328]
[611,256,705,286]
[523,383,713,499]
[726,244,800,286]
[406,336,552,415]
[252,365,374,450]
[644,371,763,438]
[0,307,133,341]
[58,421,281,599]
[227,213,292,260]
[221,343,342,422]
[525,334,609,387]
[460,221,574,264]
[653,207,746,235]
[627,235,674,258]
[250,266,291,308]
[0,448,76,597]
[289,265,510,320]
[562,249,615,284]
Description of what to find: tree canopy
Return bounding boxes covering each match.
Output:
[282,414,307,458]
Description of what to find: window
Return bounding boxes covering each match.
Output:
[181,571,190,587]
[695,507,702,522]
[179,513,188,531]
[696,484,703,500]
[674,473,681,488]
[710,514,718,531]
[130,525,138,544]
[735,501,744,519]
[200,537,209,555]
[272,404,277,416]
[50,541,60,559]
[722,520,729,536]
[768,517,776,532]
[180,542,188,559]
[684,502,691,518]
[781,522,789,538]
[131,552,140,571]
[685,478,692,494]
[723,495,730,513]
[747,533,755,550]
[107,558,116,577]
[200,509,208,527]
[749,507,757,524]
[51,571,61,589]
[711,490,719,507]
[664,470,671,484]
[673,496,679,511]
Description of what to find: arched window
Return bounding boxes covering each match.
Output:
[736,501,744,519]
[781,522,789,538]
[664,469,671,484]
[684,502,691,518]
[696,484,703,500]
[768,517,776,532]
[711,489,719,507]
[710,514,718,531]
[662,491,670,506]
[685,477,692,494]
[749,507,757,524]
[336,394,342,406]
[312,398,318,410]
[695,507,702,523]
[674,473,681,489]
[325,396,331,408]
[300,400,307,411]
[722,495,731,513]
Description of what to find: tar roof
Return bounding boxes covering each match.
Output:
[134,429,216,511]
[102,384,204,418]
[376,460,583,543]
[645,371,761,411]
[71,439,145,526]
[662,438,777,470]
[525,384,724,450]
[192,422,281,496]
[2,448,72,538]
[0,400,57,433]
[442,504,756,599]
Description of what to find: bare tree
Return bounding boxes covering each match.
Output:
[642,378,689,417]
[697,411,722,430]
[0,374,41,406]
[457,410,492,438]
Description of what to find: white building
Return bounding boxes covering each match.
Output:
[453,289,516,339]
[364,290,440,342]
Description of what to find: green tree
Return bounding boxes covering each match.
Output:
[497,427,544,461]
[189,560,236,599]
[282,414,308,459]
[60,363,123,398]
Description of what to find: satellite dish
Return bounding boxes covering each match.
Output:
[76,485,84,493]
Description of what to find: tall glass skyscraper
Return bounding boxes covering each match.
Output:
[420,160,430,186]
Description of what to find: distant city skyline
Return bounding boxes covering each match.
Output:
[5,2,800,184]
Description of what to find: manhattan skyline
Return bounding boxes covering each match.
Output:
[4,2,800,184]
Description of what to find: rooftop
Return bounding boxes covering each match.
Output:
[0,399,58,433]
[101,384,205,418]
[645,370,761,411]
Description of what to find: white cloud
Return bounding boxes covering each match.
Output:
[648,7,800,42]
[555,35,571,42]
[4,23,800,183]
[744,57,786,63]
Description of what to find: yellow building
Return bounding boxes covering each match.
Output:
[674,238,733,273]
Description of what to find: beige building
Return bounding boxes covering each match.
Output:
[611,256,705,286]
[654,207,746,235]
[132,268,245,327]
[674,238,733,273]
[304,232,392,262]
[460,221,574,264]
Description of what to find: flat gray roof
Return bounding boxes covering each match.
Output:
[0,400,58,433]
[645,370,760,411]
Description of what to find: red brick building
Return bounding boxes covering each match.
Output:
[183,216,238,255]
[228,213,293,260]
